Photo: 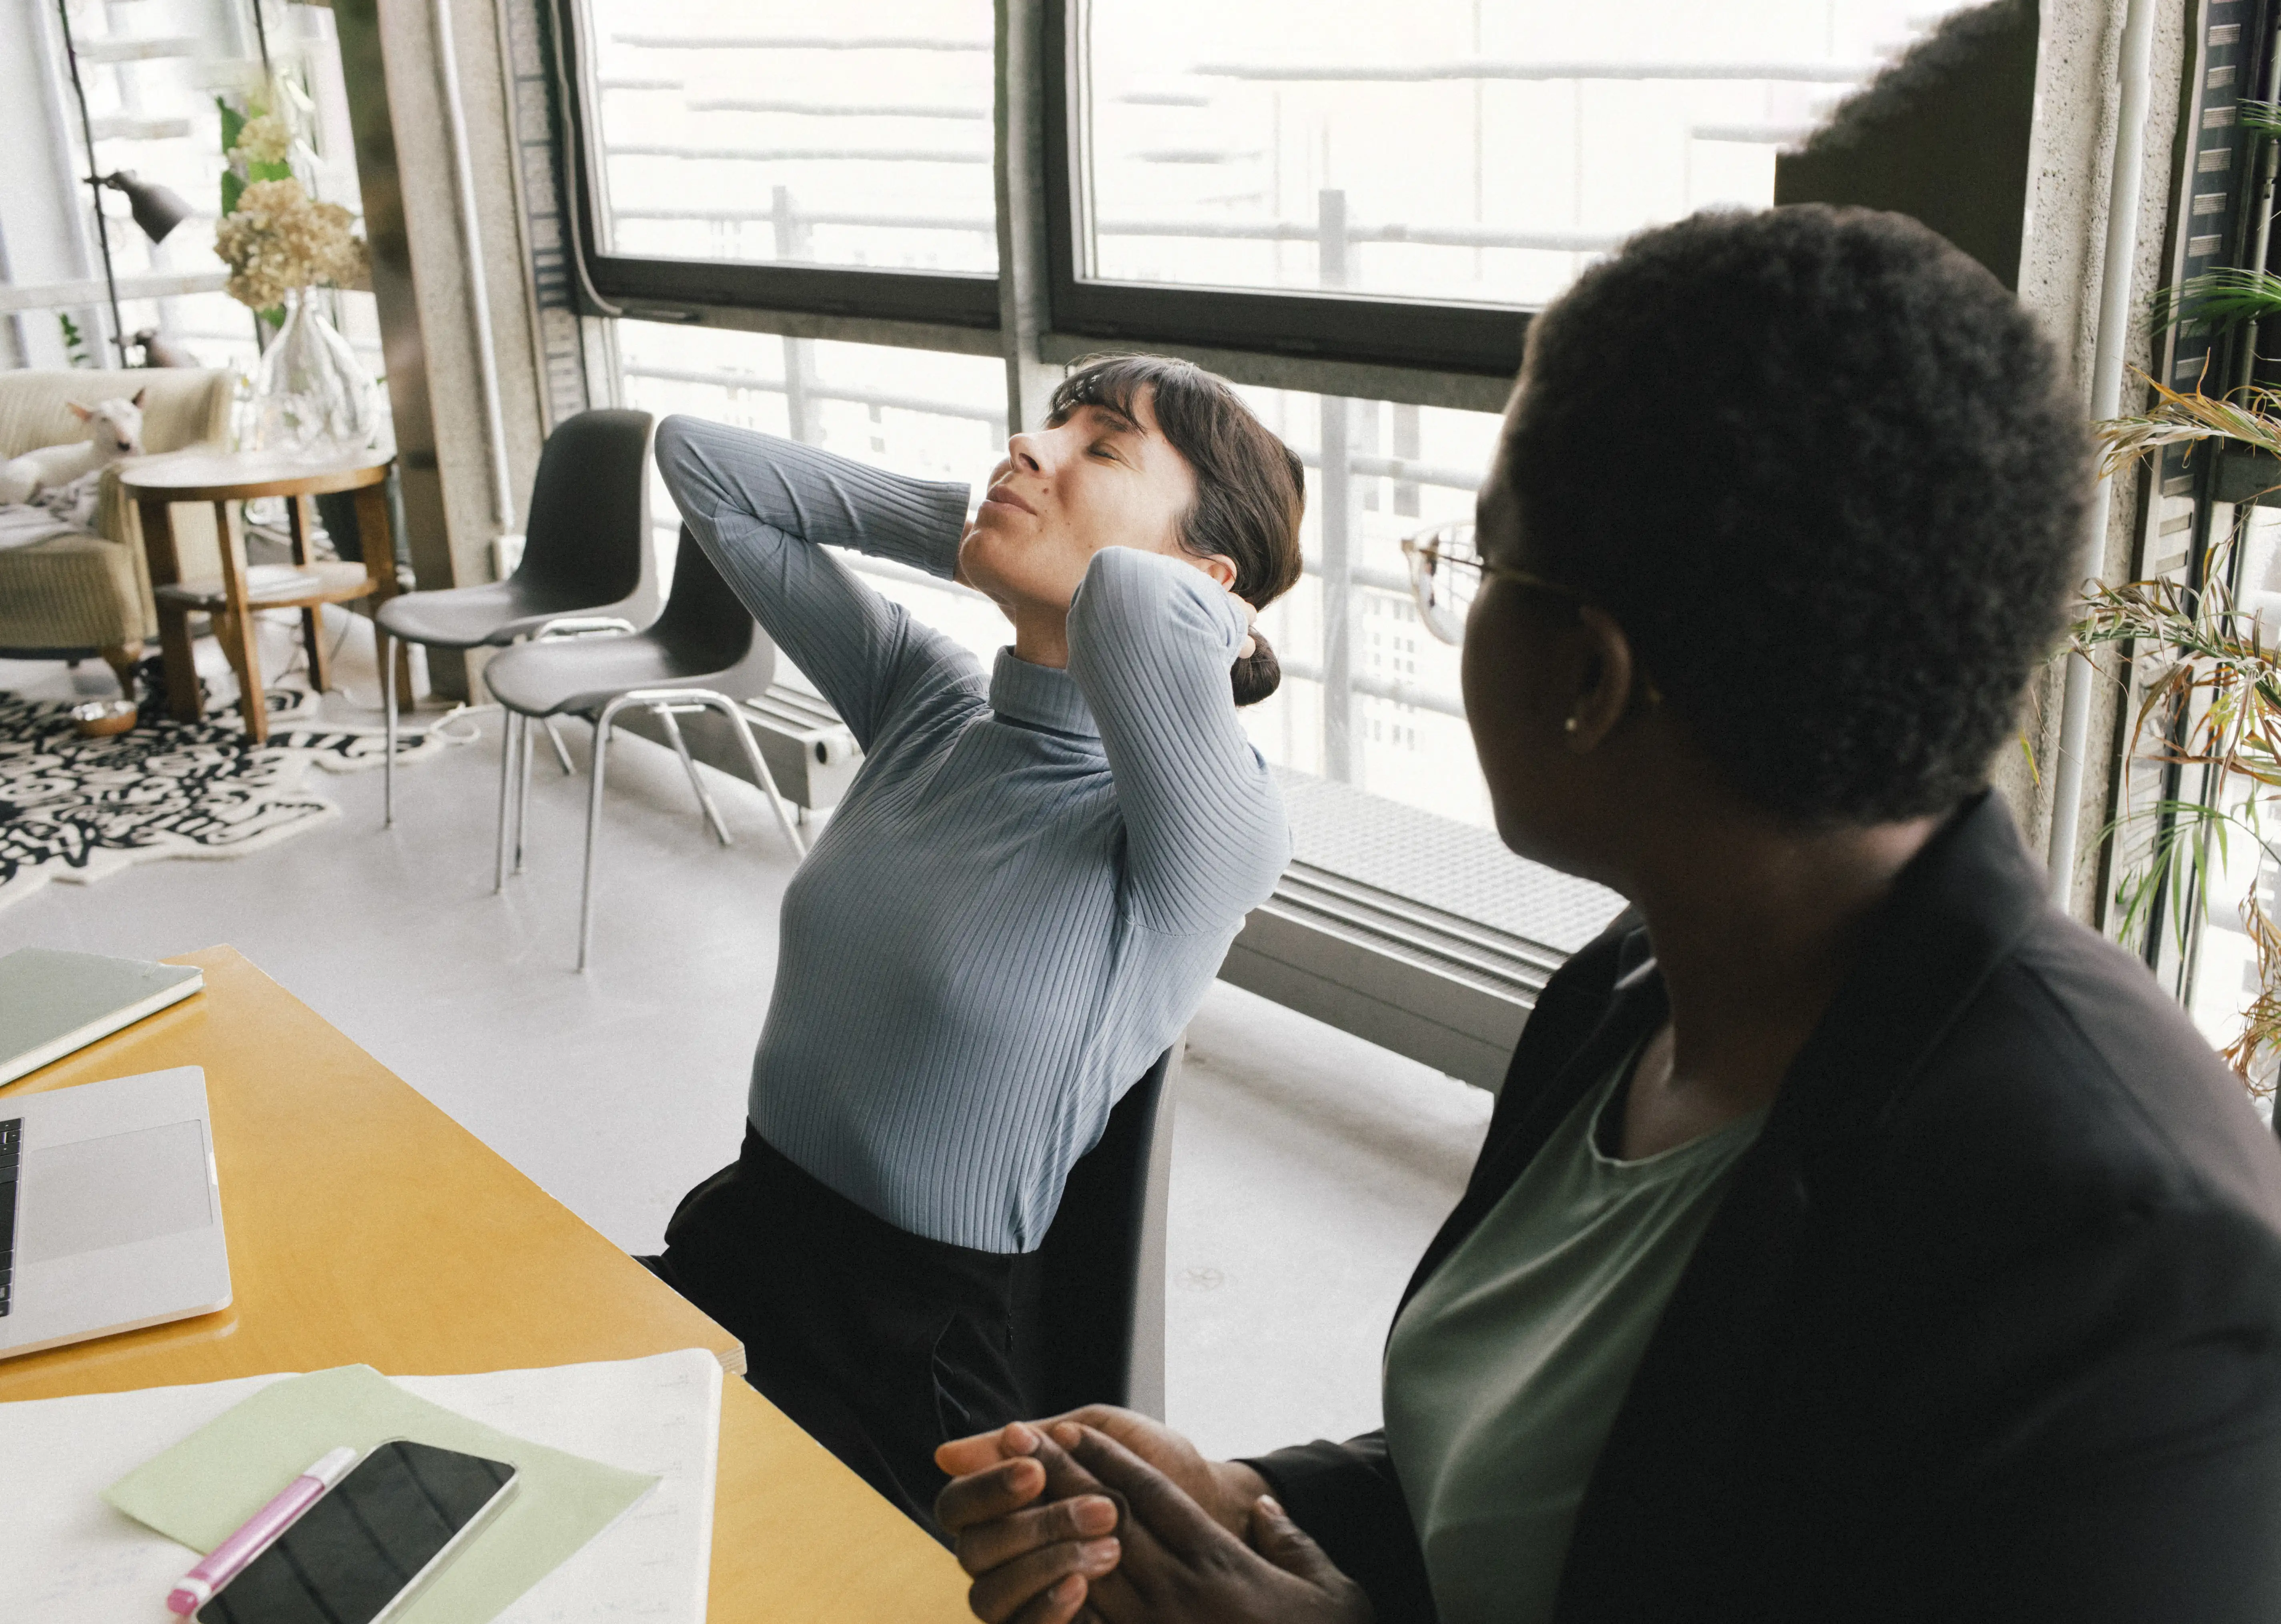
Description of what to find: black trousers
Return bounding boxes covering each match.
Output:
[655,1125,1041,1533]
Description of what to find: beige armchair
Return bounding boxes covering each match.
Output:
[0,368,233,694]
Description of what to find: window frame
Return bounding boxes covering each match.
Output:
[548,0,1003,333]
[546,0,2074,1095]
[547,0,1538,377]
[1039,0,1532,380]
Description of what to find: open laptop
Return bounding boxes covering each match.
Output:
[0,1067,231,1360]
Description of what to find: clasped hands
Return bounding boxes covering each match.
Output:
[934,1406,1373,1624]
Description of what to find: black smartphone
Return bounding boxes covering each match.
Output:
[195,1440,519,1624]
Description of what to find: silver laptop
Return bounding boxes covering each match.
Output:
[0,1067,231,1360]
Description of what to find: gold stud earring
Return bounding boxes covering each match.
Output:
[1563,715,1581,735]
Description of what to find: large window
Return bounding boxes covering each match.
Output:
[549,0,2025,1077]
[1074,0,1945,309]
[554,0,1998,827]
[2105,0,2279,1112]
[1229,387,1500,826]
[1048,0,1989,373]
[578,2,997,276]
[561,2,999,328]
[615,319,1012,655]
[616,311,1504,827]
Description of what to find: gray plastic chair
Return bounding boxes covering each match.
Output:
[375,408,658,825]
[1026,1046,1181,1420]
[483,527,806,969]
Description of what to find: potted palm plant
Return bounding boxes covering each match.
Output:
[2088,374,2281,1094]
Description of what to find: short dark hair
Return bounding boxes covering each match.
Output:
[1504,205,2090,824]
[1052,354,1306,705]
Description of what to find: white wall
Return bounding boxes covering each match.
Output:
[1,0,101,367]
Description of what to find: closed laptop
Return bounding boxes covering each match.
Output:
[0,947,204,1087]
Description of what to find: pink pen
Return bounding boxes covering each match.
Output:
[166,1446,360,1615]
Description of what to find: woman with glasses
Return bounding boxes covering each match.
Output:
[1399,520,1571,644]
[932,207,2281,1624]
[643,353,1303,1530]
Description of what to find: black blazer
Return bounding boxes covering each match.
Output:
[1252,794,2281,1622]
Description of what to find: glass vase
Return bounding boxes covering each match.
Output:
[250,290,375,456]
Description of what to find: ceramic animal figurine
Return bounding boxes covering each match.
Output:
[132,329,200,368]
[0,389,147,505]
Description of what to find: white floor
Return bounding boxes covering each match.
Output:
[0,610,1489,1459]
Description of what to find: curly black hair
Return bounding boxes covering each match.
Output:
[1505,204,2090,825]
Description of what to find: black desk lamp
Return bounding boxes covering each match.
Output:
[54,0,197,365]
[102,171,193,244]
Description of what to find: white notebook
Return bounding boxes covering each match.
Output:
[0,948,203,1087]
[0,1347,724,1624]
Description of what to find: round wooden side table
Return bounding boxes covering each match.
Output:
[119,449,408,744]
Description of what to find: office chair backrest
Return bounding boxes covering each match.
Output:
[1029,1048,1179,1419]
[516,409,656,608]
[646,526,778,689]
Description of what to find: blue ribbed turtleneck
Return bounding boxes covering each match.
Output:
[655,419,1291,1252]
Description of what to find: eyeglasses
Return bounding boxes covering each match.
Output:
[1398,521,1582,645]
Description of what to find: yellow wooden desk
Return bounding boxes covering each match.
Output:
[0,945,968,1624]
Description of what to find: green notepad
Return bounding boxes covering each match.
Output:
[102,1366,658,1624]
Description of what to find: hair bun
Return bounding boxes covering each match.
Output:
[1231,628,1281,707]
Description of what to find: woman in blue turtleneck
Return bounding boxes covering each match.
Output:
[644,353,1303,1528]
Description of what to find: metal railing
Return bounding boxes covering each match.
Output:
[605,142,989,164]
[620,361,1007,431]
[612,32,989,52]
[621,282,1484,767]
[607,195,1626,257]
[1188,56,1878,83]
[644,515,997,605]
[0,270,229,315]
[603,183,1554,762]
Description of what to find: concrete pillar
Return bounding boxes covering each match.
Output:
[2000,0,2188,920]
[334,0,551,698]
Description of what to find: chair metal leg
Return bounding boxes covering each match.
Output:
[579,689,806,972]
[655,705,733,847]
[494,711,519,894]
[617,689,806,858]
[543,716,575,775]
[382,631,397,828]
[515,711,537,874]
[580,700,629,973]
[710,695,808,859]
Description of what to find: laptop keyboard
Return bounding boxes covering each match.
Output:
[0,1117,16,1317]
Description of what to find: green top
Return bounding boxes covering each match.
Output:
[1382,1051,1766,1624]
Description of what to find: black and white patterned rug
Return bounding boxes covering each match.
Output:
[0,685,464,914]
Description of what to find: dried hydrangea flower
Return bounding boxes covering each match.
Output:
[213,178,367,309]
[229,112,292,167]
